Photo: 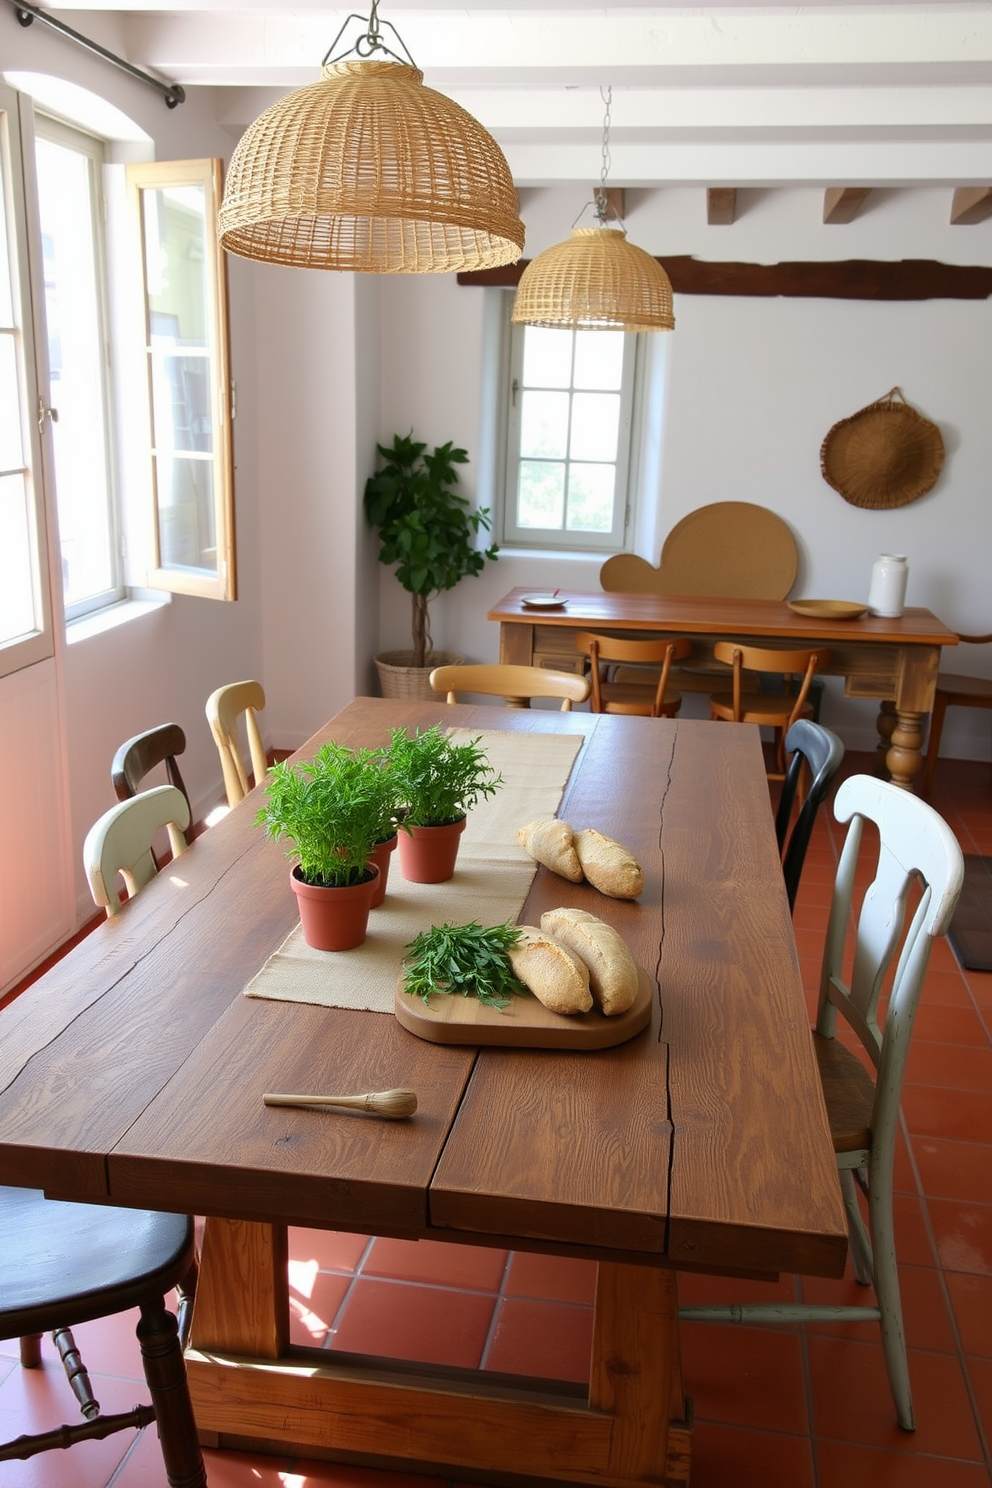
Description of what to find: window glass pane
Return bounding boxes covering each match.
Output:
[0,334,24,469]
[518,461,565,529]
[566,464,615,532]
[520,389,569,459]
[34,133,114,610]
[0,168,11,326]
[154,453,216,571]
[521,325,572,388]
[573,329,624,390]
[0,472,36,643]
[570,392,620,462]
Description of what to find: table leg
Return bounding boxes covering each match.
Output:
[875,700,898,776]
[886,709,926,791]
[189,1217,288,1357]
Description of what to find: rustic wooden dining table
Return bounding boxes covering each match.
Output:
[0,697,848,1488]
[489,587,959,790]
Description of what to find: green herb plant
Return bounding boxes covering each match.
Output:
[256,742,401,888]
[363,432,500,669]
[388,724,503,827]
[403,921,525,1009]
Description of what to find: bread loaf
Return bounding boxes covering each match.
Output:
[516,817,584,883]
[573,829,644,899]
[540,907,639,1016]
[508,926,593,1014]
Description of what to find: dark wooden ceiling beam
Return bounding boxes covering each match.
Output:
[823,188,871,225]
[707,188,737,226]
[458,257,992,300]
[950,187,992,225]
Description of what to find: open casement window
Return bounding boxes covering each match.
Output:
[127,158,236,601]
[502,313,637,552]
[0,88,55,680]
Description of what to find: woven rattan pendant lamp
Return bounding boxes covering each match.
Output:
[218,3,524,274]
[513,88,674,332]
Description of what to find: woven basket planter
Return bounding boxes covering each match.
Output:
[820,388,944,509]
[374,650,464,702]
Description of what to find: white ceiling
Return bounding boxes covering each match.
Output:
[22,4,992,185]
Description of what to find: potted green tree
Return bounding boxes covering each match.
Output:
[256,743,400,949]
[364,432,500,699]
[387,724,502,883]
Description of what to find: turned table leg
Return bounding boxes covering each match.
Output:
[886,709,926,791]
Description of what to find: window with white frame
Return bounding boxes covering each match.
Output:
[500,308,638,552]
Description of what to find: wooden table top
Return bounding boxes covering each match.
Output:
[489,588,959,648]
[0,698,847,1281]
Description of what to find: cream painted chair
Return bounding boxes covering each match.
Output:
[83,785,191,917]
[205,679,268,807]
[429,663,590,711]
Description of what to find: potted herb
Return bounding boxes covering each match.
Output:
[387,724,503,883]
[256,743,398,949]
[364,431,500,699]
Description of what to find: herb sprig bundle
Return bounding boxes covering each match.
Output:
[403,921,525,1009]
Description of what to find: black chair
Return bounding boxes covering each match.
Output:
[112,723,193,847]
[776,718,845,913]
[0,1188,205,1485]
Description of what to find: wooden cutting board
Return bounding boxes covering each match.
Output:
[393,966,654,1049]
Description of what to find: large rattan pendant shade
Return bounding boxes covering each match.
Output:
[218,60,525,274]
[512,226,675,332]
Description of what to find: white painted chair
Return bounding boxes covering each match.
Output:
[679,774,964,1432]
[83,785,191,917]
[205,679,268,807]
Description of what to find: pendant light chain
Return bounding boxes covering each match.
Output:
[596,85,612,224]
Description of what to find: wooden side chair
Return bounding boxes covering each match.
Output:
[921,629,992,794]
[680,774,964,1433]
[111,722,192,847]
[206,679,268,807]
[776,718,845,913]
[575,632,691,717]
[83,785,191,915]
[709,642,830,778]
[429,662,591,711]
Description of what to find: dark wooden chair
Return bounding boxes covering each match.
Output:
[574,632,692,717]
[776,718,845,913]
[921,630,992,794]
[0,1190,205,1485]
[112,723,193,845]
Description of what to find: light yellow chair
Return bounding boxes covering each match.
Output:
[429,663,590,711]
[709,642,829,778]
[205,680,268,807]
[83,785,190,917]
[575,632,691,718]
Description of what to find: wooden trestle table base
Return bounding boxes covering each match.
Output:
[490,588,959,790]
[0,699,848,1488]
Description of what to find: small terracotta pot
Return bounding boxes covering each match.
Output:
[290,864,378,951]
[367,833,398,908]
[396,817,467,884]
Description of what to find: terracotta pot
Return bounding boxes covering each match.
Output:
[367,833,398,908]
[396,817,467,884]
[290,864,378,951]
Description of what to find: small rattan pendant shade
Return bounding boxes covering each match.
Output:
[218,60,524,274]
[512,226,675,332]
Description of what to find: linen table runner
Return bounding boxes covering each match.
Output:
[242,728,583,1014]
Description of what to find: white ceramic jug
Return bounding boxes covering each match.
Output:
[868,554,908,618]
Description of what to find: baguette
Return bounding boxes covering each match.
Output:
[508,926,593,1015]
[540,907,639,1016]
[516,817,584,883]
[573,828,644,900]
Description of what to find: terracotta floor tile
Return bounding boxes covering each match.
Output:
[806,1335,983,1458]
[966,970,992,1010]
[290,1269,352,1346]
[805,1262,958,1353]
[927,1197,992,1275]
[289,1227,371,1273]
[483,1297,593,1382]
[967,1354,992,1447]
[503,1250,598,1304]
[114,1428,450,1488]
[914,1138,992,1205]
[0,1367,143,1488]
[888,1192,940,1268]
[363,1237,508,1290]
[688,1421,814,1488]
[329,1278,496,1367]
[906,1041,992,1091]
[677,1269,799,1307]
[680,1322,809,1434]
[946,1271,992,1358]
[919,968,976,1008]
[816,1439,991,1488]
[902,1084,992,1144]
[915,1002,992,1046]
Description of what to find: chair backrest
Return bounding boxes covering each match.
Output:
[818,775,963,1157]
[574,631,692,717]
[84,785,191,917]
[205,680,268,807]
[713,641,829,731]
[776,718,845,913]
[600,502,798,599]
[111,723,192,840]
[429,663,591,711]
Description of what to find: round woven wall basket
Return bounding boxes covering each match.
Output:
[819,388,944,510]
[374,650,464,702]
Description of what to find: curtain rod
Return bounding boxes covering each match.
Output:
[8,0,185,108]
